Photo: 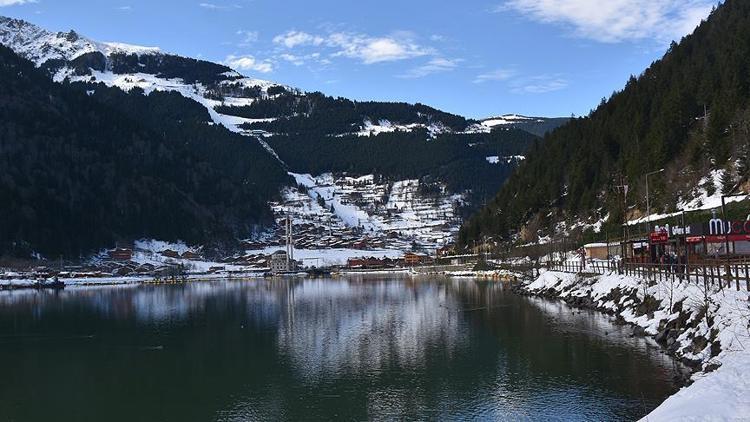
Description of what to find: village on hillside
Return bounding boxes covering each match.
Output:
[0,173,481,287]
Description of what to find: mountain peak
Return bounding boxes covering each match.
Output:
[1,15,99,65]
[0,15,161,67]
[62,29,80,43]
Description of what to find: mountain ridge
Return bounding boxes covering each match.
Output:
[0,15,565,139]
[0,14,566,257]
[477,114,570,137]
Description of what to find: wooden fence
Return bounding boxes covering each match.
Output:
[547,260,750,291]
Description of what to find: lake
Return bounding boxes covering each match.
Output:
[0,277,683,421]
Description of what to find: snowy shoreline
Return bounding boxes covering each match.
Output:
[516,270,749,421]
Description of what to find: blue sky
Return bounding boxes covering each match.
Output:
[1,0,720,119]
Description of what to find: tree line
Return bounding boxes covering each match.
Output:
[0,45,289,258]
[460,0,750,248]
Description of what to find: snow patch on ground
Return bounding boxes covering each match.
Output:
[486,155,526,164]
[355,119,451,138]
[630,169,748,225]
[646,347,750,421]
[480,114,540,128]
[101,41,160,56]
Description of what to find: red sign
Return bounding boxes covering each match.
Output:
[686,236,704,244]
[706,234,750,243]
[649,231,669,243]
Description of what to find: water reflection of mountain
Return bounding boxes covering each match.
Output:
[0,278,684,421]
[0,282,285,326]
[275,279,467,381]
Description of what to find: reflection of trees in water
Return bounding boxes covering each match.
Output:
[0,282,289,325]
[0,278,685,421]
[275,279,467,381]
[462,286,685,406]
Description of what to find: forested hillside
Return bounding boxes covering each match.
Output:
[0,45,289,257]
[218,91,469,135]
[268,129,537,203]
[216,86,541,205]
[0,15,554,258]
[480,115,570,137]
[460,0,750,247]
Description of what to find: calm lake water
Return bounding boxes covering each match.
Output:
[0,277,683,421]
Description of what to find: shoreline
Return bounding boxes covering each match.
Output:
[510,270,749,421]
[2,269,743,418]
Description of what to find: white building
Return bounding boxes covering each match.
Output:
[269,250,298,274]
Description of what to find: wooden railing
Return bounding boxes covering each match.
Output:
[547,260,750,291]
[547,260,619,274]
[622,262,750,291]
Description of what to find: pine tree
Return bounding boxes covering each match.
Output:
[459,0,750,248]
[720,169,735,195]
[736,147,749,179]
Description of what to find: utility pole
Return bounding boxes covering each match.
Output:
[285,216,290,271]
[681,210,688,269]
[645,168,665,232]
[289,217,294,267]
[721,196,730,289]
[285,214,295,272]
[616,177,630,262]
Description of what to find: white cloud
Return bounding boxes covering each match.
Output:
[329,33,430,64]
[236,29,259,46]
[199,2,242,11]
[278,53,303,66]
[510,75,569,94]
[272,30,432,65]
[225,54,273,73]
[116,5,132,11]
[399,57,462,79]
[499,0,716,43]
[0,0,37,6]
[473,68,516,83]
[272,31,324,48]
[278,52,322,66]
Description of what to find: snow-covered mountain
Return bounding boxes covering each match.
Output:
[0,17,158,65]
[481,114,541,127]
[0,16,467,140]
[0,16,285,134]
[0,15,540,254]
[477,114,569,137]
[0,16,556,141]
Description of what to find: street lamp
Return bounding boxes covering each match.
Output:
[645,168,665,230]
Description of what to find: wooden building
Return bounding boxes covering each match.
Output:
[108,248,133,262]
